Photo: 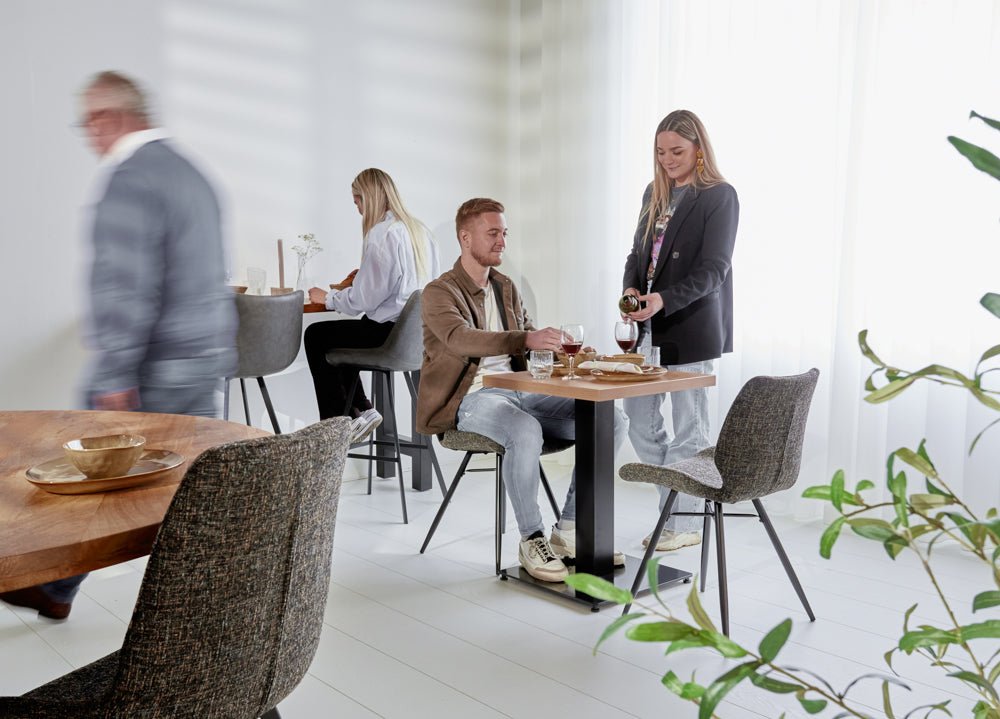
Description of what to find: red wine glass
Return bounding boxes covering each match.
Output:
[559,324,585,380]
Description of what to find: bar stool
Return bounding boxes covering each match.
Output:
[224,291,304,434]
[325,290,445,523]
[420,429,572,575]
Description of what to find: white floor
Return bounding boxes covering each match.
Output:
[0,452,984,718]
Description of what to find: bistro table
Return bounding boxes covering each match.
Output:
[482,369,715,610]
[0,410,268,592]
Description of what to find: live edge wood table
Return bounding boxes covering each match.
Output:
[482,369,715,610]
[0,410,268,592]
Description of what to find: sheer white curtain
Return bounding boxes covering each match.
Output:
[515,0,1000,517]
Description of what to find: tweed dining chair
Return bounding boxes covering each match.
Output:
[420,429,570,576]
[0,416,352,719]
[620,369,820,636]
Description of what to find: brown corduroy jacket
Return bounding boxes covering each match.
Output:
[416,259,533,435]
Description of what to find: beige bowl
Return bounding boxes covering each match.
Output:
[63,434,146,479]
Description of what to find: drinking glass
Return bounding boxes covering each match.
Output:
[614,320,638,353]
[247,267,267,296]
[559,324,585,380]
[644,345,661,368]
[529,350,554,379]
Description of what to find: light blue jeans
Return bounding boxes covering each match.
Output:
[457,388,629,538]
[624,354,715,532]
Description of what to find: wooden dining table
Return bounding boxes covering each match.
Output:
[0,410,268,592]
[483,368,715,610]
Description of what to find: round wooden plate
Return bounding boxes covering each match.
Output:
[590,366,668,382]
[25,449,184,494]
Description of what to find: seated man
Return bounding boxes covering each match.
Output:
[416,197,628,582]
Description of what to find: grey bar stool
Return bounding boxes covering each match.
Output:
[420,429,571,575]
[224,291,304,434]
[326,290,445,523]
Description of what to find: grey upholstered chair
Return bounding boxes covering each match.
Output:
[225,290,305,434]
[0,417,352,719]
[420,430,570,575]
[326,289,444,524]
[621,368,820,635]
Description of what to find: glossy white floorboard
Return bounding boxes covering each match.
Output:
[0,454,985,718]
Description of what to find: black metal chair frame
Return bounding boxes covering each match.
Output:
[344,368,446,524]
[420,448,563,576]
[224,376,283,434]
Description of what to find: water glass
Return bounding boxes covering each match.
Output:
[644,345,661,368]
[247,267,267,295]
[529,350,554,379]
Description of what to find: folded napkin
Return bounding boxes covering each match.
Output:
[577,360,642,374]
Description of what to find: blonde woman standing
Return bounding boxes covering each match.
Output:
[307,168,439,441]
[621,110,739,552]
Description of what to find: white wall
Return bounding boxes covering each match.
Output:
[0,0,512,425]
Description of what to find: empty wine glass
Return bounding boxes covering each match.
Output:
[614,320,638,353]
[559,324,585,380]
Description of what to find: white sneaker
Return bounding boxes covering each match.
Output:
[549,524,625,567]
[351,409,382,443]
[642,530,701,552]
[518,535,569,582]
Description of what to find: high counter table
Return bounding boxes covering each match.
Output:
[482,369,715,610]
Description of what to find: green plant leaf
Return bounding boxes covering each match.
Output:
[899,626,960,653]
[925,478,951,497]
[796,691,828,714]
[945,512,987,549]
[592,613,645,654]
[888,470,909,527]
[973,590,1000,611]
[948,136,1000,181]
[959,619,1000,642]
[686,580,718,633]
[947,670,1000,701]
[701,631,749,659]
[884,535,908,559]
[970,385,1000,411]
[896,447,939,479]
[882,680,897,718]
[911,494,955,513]
[749,672,800,694]
[970,417,1000,454]
[820,516,846,559]
[645,554,665,607]
[831,469,846,512]
[699,662,759,719]
[977,343,1000,369]
[625,620,697,642]
[849,517,897,542]
[981,293,1000,320]
[971,110,1000,131]
[858,329,887,366]
[663,670,706,699]
[759,619,792,662]
[856,479,875,492]
[866,375,919,403]
[664,636,714,654]
[564,573,633,605]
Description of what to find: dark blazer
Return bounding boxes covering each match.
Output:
[622,181,739,365]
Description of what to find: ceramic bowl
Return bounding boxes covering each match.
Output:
[63,434,146,479]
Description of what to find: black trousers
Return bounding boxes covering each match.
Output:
[304,316,394,420]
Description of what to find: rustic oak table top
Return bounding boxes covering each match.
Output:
[482,369,716,401]
[0,410,268,592]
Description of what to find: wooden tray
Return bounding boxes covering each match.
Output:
[590,366,667,383]
[26,449,184,494]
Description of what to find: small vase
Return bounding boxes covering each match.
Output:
[295,258,310,303]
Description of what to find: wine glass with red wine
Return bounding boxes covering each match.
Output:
[559,324,585,380]
[614,321,638,353]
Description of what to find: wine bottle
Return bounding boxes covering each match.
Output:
[618,294,640,314]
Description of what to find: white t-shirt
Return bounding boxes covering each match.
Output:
[468,282,512,393]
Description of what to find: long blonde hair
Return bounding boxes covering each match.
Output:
[644,110,726,240]
[351,168,431,281]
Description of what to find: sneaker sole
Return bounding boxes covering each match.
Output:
[351,415,383,443]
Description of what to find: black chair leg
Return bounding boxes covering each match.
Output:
[223,379,231,421]
[700,500,713,593]
[495,455,504,575]
[240,378,251,426]
[261,708,280,719]
[420,452,472,553]
[715,502,730,636]
[404,371,448,497]
[257,377,282,434]
[384,373,407,524]
[754,499,816,621]
[623,490,677,615]
[539,464,562,522]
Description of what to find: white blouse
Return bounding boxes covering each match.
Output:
[325,211,440,323]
